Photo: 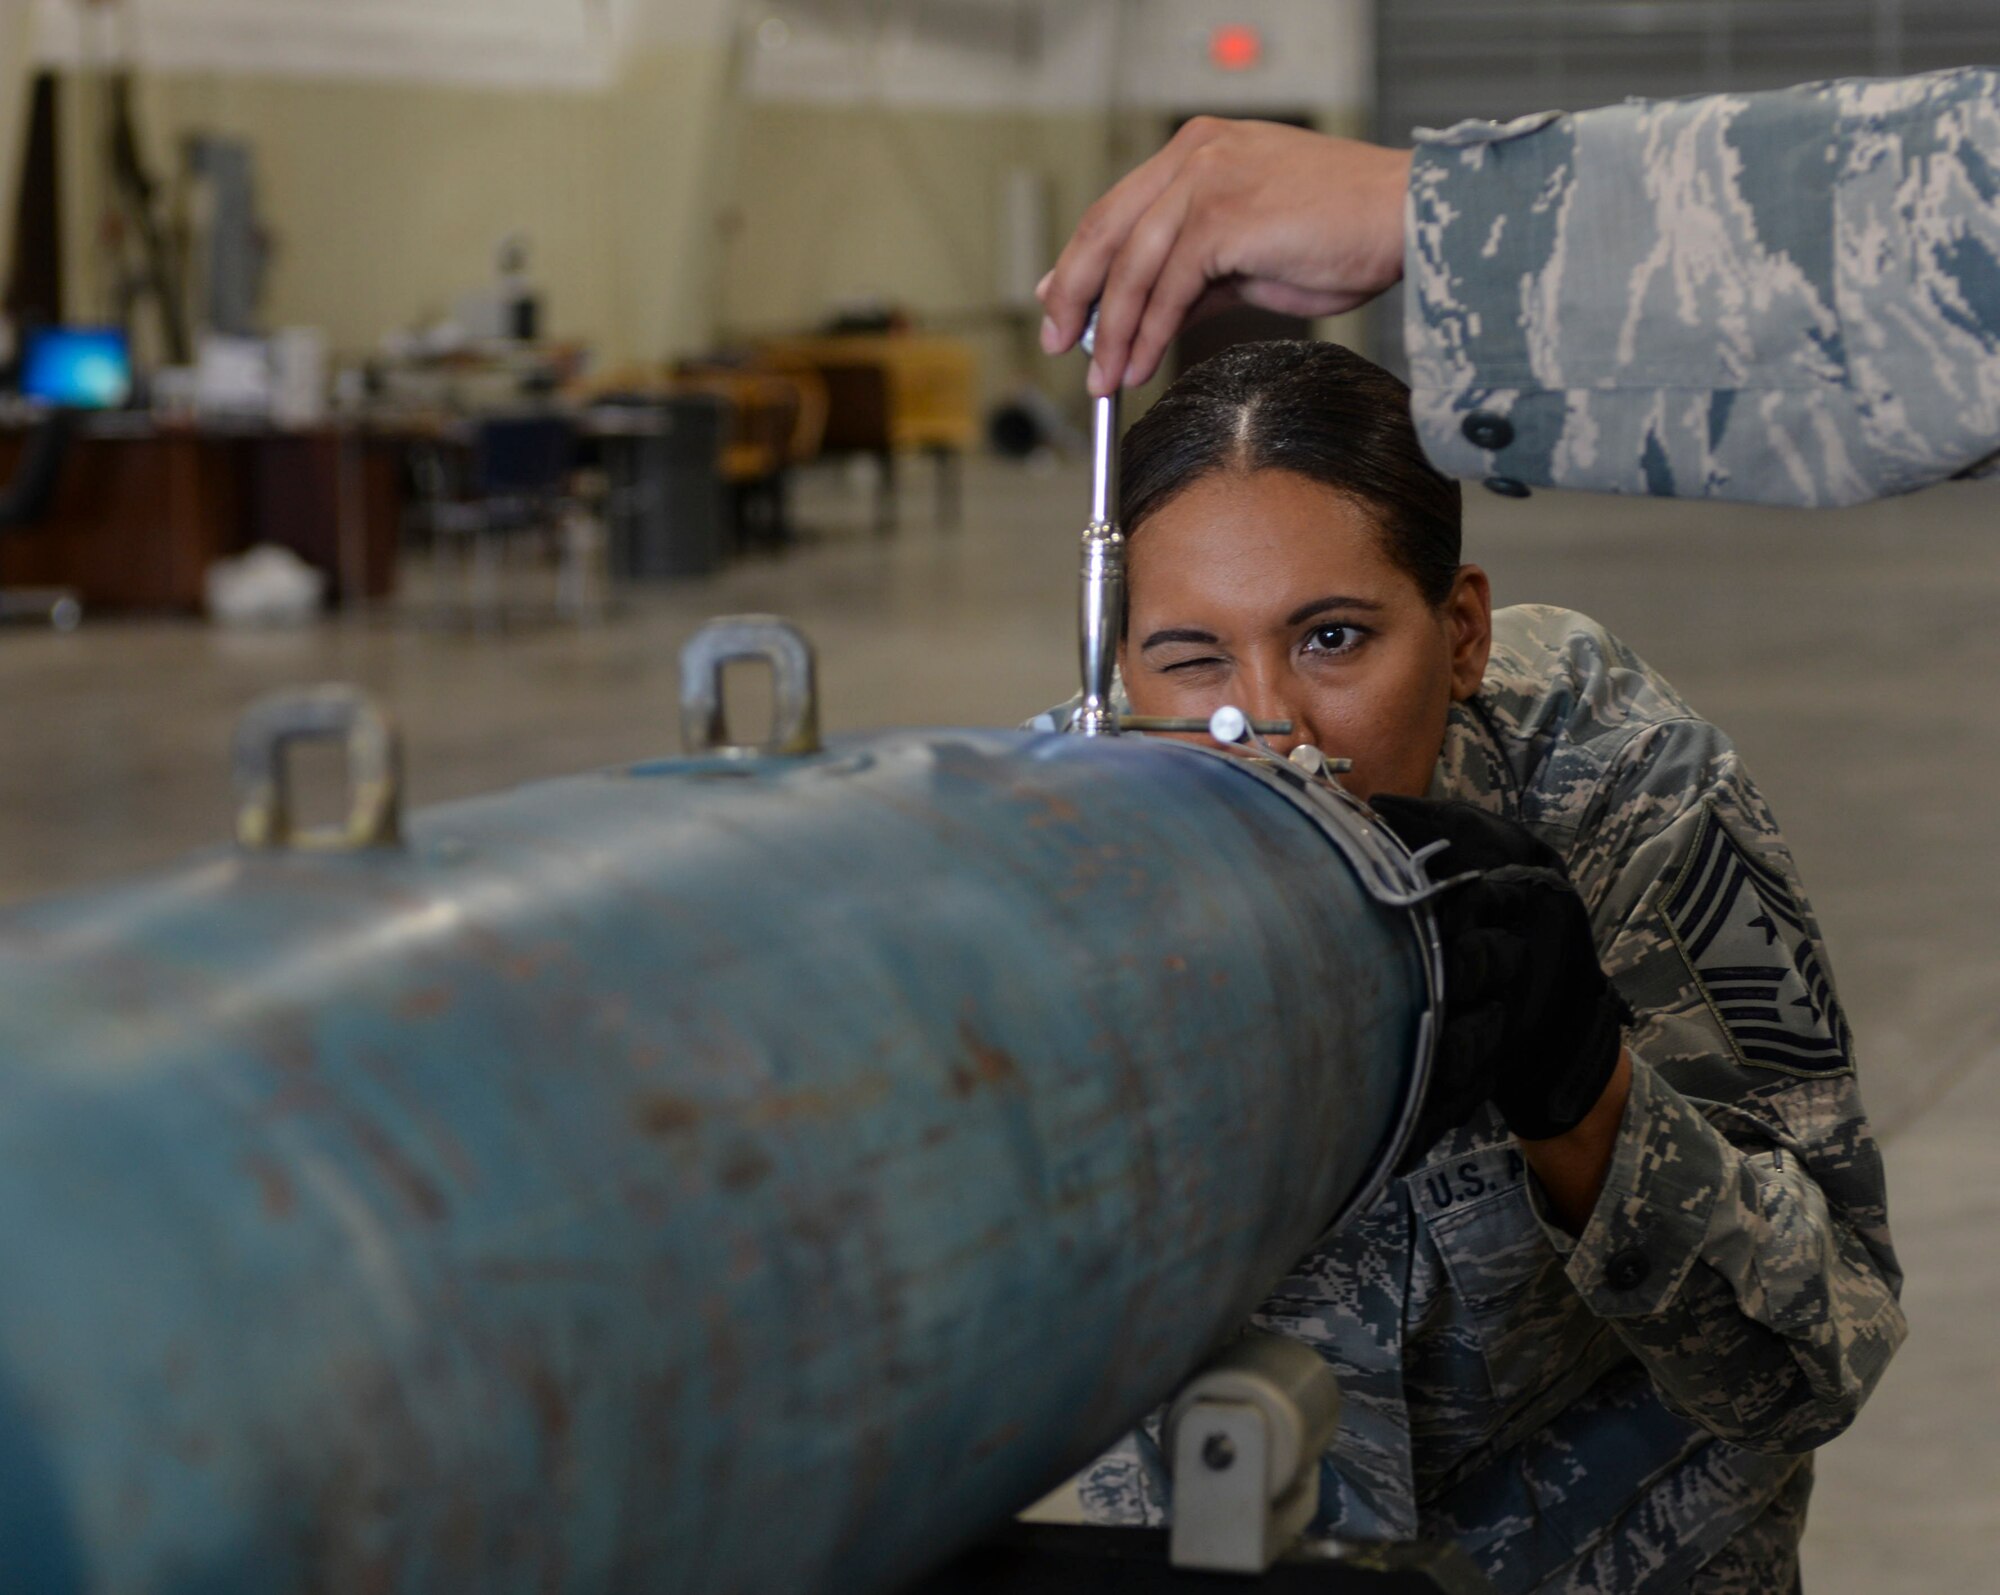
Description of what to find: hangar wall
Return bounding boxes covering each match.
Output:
[16,0,1369,380]
[41,52,732,366]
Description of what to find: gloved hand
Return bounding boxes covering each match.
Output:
[1371,797,1632,1153]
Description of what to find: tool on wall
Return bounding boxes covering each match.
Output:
[102,72,189,363]
[68,0,190,363]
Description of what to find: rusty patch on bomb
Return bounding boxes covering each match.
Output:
[342,1108,448,1221]
[245,1154,296,1218]
[395,985,453,1021]
[1024,792,1082,828]
[523,1361,572,1447]
[634,1093,701,1136]
[717,1142,775,1192]
[950,1022,1022,1098]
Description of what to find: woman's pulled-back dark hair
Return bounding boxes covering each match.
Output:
[1121,340,1463,606]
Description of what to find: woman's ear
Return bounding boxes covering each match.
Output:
[1444,566,1493,702]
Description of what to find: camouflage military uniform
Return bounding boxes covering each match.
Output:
[1406,68,2000,505]
[1069,605,1905,1594]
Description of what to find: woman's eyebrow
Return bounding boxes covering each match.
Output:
[1140,626,1220,650]
[1285,595,1385,627]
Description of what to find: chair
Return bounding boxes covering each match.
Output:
[0,410,81,630]
[795,360,897,533]
[753,335,979,533]
[885,340,977,532]
[430,412,588,626]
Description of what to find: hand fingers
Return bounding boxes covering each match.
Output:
[1415,1002,1510,1146]
[1448,927,1525,1005]
[1444,1003,1509,1084]
[1088,183,1195,396]
[1374,798,1569,877]
[1368,793,1448,855]
[1038,140,1194,356]
[1038,119,1224,359]
[1476,866,1581,921]
[1455,810,1566,874]
[1123,238,1227,390]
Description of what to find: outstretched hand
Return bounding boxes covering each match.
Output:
[1036,119,1414,397]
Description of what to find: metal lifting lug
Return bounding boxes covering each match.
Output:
[232,685,404,853]
[680,615,823,758]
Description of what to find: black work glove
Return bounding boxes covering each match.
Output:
[1371,796,1631,1154]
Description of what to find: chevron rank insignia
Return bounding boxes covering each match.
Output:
[1660,802,1854,1076]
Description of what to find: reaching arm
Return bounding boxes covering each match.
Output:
[1408,67,2000,506]
[1041,69,2000,508]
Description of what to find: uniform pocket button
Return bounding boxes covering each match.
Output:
[1462,411,1515,450]
[1604,1248,1652,1292]
[1482,476,1532,499]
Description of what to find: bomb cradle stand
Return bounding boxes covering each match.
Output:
[904,1333,1491,1592]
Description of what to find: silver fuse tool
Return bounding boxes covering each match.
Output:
[1071,308,1126,736]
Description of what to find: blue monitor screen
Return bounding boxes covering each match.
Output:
[21,327,134,409]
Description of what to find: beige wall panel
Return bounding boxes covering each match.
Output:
[35,49,1364,389]
[228,77,616,357]
[607,42,734,366]
[50,48,731,369]
[718,103,1112,404]
[58,70,617,359]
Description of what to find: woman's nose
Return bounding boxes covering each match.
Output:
[1232,681,1316,759]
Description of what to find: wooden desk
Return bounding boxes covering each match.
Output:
[0,420,404,613]
[246,429,402,607]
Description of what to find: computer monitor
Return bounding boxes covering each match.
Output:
[20,326,134,409]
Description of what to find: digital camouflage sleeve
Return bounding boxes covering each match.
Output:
[1406,68,2000,506]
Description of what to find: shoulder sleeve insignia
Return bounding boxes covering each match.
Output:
[1657,799,1854,1077]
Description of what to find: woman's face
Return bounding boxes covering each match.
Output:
[1119,467,1492,800]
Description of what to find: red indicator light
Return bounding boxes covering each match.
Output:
[1209,24,1263,72]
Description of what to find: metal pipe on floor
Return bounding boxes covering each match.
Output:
[0,623,1436,1595]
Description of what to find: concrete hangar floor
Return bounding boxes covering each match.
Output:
[0,456,1991,1591]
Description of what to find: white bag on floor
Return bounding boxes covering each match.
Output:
[205,545,326,628]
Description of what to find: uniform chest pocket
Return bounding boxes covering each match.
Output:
[1413,1145,1610,1413]
[1413,1146,1547,1316]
